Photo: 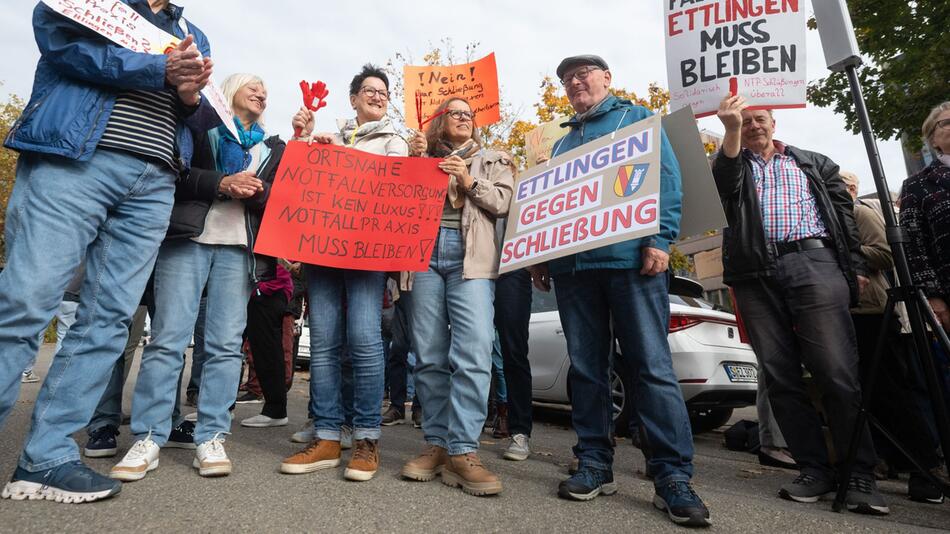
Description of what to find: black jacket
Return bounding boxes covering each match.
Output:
[711,144,867,304]
[899,160,950,299]
[166,131,287,283]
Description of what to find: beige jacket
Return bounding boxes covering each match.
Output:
[400,148,514,290]
[334,118,408,156]
[851,200,892,314]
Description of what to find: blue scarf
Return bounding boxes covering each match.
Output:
[216,118,266,175]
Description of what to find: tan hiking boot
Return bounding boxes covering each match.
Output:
[279,440,341,474]
[344,439,379,481]
[442,452,503,496]
[401,444,447,481]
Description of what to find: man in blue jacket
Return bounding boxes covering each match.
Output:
[0,0,212,503]
[531,55,710,527]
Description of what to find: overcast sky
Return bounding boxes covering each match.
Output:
[0,0,910,195]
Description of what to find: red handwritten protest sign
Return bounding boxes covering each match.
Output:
[254,143,447,271]
[664,0,806,117]
[404,53,501,128]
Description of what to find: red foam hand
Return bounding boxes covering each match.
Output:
[296,80,329,137]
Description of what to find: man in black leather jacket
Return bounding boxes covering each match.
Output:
[712,94,887,516]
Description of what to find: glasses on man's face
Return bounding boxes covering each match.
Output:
[446,109,474,122]
[560,66,602,87]
[359,86,390,101]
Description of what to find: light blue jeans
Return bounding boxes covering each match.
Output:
[0,149,175,471]
[130,241,251,446]
[306,265,386,441]
[407,228,495,455]
[26,299,79,375]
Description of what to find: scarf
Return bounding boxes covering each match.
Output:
[216,118,266,175]
[338,118,392,147]
[433,139,479,209]
[574,95,609,123]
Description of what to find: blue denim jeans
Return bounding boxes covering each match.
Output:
[130,241,251,446]
[26,299,79,375]
[554,268,694,485]
[88,305,148,433]
[407,228,495,455]
[0,149,175,471]
[306,266,385,441]
[491,331,508,403]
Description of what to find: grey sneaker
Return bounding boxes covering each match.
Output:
[503,434,530,461]
[845,476,890,515]
[341,425,353,450]
[778,472,835,503]
[290,419,314,443]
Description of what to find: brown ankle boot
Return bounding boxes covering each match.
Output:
[401,444,446,481]
[279,440,341,474]
[442,452,503,496]
[344,439,379,481]
[492,404,510,438]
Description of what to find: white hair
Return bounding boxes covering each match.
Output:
[923,101,950,148]
[219,73,266,126]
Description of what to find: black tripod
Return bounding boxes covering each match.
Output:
[832,64,950,511]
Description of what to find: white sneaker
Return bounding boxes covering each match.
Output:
[193,434,231,477]
[503,434,531,461]
[341,425,353,450]
[110,437,160,481]
[290,419,315,443]
[20,370,40,383]
[241,414,289,428]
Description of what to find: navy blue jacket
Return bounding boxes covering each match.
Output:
[4,1,210,166]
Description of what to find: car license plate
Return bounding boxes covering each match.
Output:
[724,364,757,383]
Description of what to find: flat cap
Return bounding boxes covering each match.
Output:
[556,54,609,79]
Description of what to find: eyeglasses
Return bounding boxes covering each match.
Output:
[358,86,390,101]
[560,66,602,87]
[446,109,474,121]
[937,118,950,131]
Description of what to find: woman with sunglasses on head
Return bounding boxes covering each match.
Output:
[399,97,514,496]
[280,64,425,482]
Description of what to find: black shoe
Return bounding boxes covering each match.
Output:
[411,406,422,428]
[165,421,196,450]
[381,406,405,426]
[235,392,263,404]
[84,425,119,458]
[778,472,835,503]
[909,469,948,504]
[845,476,889,515]
[557,467,617,501]
[653,480,712,528]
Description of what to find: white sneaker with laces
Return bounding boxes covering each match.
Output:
[503,434,531,461]
[193,434,231,477]
[110,436,160,481]
[241,414,289,428]
[290,419,315,443]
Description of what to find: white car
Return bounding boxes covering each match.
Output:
[528,276,758,434]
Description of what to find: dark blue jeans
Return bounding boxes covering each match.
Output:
[493,269,533,436]
[554,268,694,486]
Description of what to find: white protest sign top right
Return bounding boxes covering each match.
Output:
[664,0,807,118]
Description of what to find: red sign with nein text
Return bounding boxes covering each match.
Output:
[254,142,447,271]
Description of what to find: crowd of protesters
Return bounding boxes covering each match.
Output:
[1,1,949,530]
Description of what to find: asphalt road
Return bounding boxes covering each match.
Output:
[1,346,948,533]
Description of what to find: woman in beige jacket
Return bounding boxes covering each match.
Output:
[399,97,514,497]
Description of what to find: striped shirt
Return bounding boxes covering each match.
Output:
[747,147,828,243]
[99,89,179,169]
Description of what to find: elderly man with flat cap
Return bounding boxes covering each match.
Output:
[530,54,710,528]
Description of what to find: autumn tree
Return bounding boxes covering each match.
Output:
[0,86,25,267]
[806,2,950,150]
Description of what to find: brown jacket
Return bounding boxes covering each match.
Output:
[851,199,892,314]
[400,149,514,290]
